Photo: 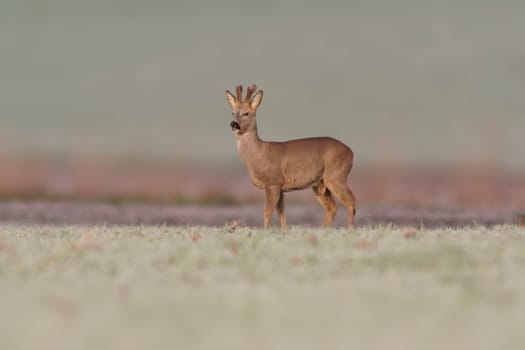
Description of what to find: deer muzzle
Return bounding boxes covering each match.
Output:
[230,121,240,133]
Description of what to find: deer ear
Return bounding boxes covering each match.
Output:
[250,90,263,109]
[225,90,236,108]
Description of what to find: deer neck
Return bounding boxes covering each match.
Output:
[235,125,266,168]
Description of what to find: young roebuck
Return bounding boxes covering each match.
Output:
[226,84,356,229]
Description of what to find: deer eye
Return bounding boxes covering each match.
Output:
[242,112,250,117]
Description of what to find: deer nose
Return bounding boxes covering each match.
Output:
[230,121,240,130]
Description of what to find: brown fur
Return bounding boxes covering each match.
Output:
[225,84,356,229]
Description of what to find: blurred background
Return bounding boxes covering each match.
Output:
[1,0,524,209]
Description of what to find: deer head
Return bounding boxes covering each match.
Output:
[225,84,263,135]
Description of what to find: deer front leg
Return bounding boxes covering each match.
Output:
[263,186,281,229]
[276,191,287,230]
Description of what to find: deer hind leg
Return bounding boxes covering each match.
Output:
[325,179,356,227]
[276,191,287,230]
[313,183,337,227]
[263,186,282,229]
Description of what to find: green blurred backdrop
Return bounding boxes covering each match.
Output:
[1,0,524,169]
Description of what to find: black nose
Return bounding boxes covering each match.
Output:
[230,121,240,130]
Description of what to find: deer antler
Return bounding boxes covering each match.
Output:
[235,85,243,101]
[245,84,257,102]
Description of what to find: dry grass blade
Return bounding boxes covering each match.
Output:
[518,214,525,227]
[403,228,418,239]
[72,231,102,251]
[226,220,240,233]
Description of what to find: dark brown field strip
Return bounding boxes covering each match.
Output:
[0,201,520,228]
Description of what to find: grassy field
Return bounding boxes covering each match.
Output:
[1,224,525,350]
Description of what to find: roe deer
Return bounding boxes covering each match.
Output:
[226,84,356,229]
